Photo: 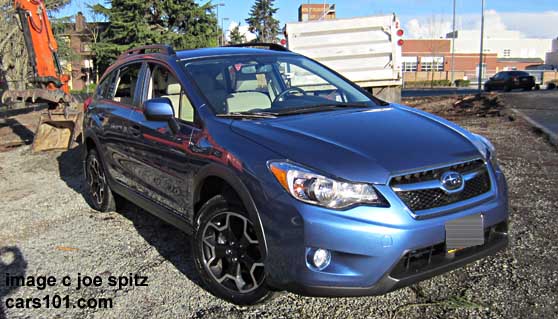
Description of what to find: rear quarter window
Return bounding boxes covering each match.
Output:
[95,71,116,100]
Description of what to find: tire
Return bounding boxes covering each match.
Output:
[193,194,271,305]
[84,148,116,212]
[484,85,491,92]
[524,86,532,91]
[504,85,512,92]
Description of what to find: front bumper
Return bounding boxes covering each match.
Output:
[288,222,507,297]
[257,167,509,297]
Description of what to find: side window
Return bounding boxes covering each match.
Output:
[95,71,115,100]
[149,64,195,123]
[113,63,142,105]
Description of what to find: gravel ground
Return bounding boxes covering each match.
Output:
[0,100,557,318]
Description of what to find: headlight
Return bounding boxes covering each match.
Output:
[472,133,498,168]
[268,161,386,209]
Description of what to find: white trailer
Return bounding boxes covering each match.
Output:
[285,14,404,102]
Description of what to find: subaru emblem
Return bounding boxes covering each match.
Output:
[440,171,464,192]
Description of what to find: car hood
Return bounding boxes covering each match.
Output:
[230,104,482,184]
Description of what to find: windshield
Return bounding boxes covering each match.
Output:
[182,54,378,116]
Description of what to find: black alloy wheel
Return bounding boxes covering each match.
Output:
[85,149,115,212]
[194,195,270,305]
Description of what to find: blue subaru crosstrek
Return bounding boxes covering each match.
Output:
[82,44,509,305]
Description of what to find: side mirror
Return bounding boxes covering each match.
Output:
[144,97,174,121]
[143,97,179,133]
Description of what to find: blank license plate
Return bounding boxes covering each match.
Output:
[445,213,484,250]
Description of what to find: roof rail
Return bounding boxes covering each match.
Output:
[118,44,176,59]
[224,42,290,52]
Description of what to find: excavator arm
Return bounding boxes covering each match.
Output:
[2,0,82,152]
[17,0,67,90]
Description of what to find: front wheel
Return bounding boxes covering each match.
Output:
[193,195,271,305]
[85,148,116,212]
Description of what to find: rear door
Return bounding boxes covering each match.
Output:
[124,61,202,220]
[89,62,144,187]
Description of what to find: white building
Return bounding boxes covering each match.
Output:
[546,38,558,65]
[448,30,552,60]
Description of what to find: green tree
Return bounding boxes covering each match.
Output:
[50,16,76,65]
[229,24,245,45]
[245,0,280,43]
[92,0,218,73]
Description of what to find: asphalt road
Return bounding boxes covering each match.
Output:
[499,90,558,145]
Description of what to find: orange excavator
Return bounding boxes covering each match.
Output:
[2,0,81,152]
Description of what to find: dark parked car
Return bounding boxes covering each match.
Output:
[484,71,536,92]
[82,44,509,305]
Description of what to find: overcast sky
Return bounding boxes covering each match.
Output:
[57,0,558,39]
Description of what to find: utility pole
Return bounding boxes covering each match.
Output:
[221,17,229,45]
[216,2,225,45]
[450,0,456,87]
[478,0,485,93]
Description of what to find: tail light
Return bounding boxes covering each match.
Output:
[397,39,404,46]
[397,29,404,37]
[83,96,93,111]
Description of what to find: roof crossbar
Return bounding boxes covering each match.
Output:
[224,42,290,52]
[119,44,176,59]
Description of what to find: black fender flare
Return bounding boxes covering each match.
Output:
[82,128,104,167]
[193,164,268,255]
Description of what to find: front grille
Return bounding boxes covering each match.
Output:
[390,159,491,212]
[397,171,491,211]
[390,221,508,279]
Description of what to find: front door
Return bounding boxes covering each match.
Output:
[125,63,201,219]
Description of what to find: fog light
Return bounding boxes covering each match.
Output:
[311,248,331,270]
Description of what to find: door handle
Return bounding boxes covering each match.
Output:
[129,125,142,137]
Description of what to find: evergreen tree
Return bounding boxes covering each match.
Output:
[229,25,245,45]
[245,0,280,43]
[92,0,218,73]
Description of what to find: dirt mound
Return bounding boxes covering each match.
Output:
[403,93,505,119]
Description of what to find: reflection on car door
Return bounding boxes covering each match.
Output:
[125,63,201,220]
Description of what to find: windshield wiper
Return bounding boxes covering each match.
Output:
[275,103,371,116]
[216,111,278,119]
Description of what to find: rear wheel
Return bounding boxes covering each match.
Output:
[85,149,116,212]
[193,195,270,305]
